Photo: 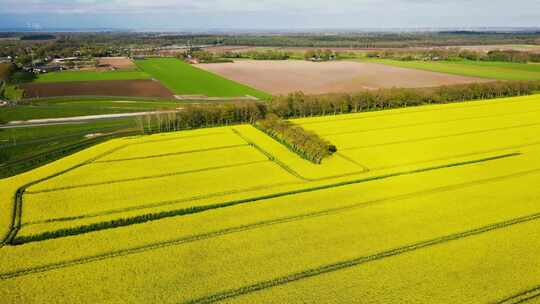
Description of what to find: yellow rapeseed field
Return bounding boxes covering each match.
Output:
[1,95,540,303]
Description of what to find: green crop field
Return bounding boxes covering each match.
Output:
[0,97,184,123]
[34,70,151,83]
[1,95,540,303]
[361,58,540,81]
[135,57,271,99]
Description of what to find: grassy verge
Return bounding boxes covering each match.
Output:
[0,118,140,178]
[358,58,540,81]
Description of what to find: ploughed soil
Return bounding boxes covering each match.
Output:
[197,60,492,95]
[21,79,174,98]
[97,57,137,70]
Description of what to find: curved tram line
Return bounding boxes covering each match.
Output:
[1,158,537,281]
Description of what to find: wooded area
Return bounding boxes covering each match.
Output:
[269,81,540,118]
[255,114,336,164]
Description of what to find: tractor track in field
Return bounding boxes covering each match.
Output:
[318,107,540,137]
[297,96,538,126]
[342,121,540,151]
[25,159,268,194]
[0,143,128,248]
[129,131,229,145]
[231,128,310,181]
[11,153,520,244]
[232,128,371,182]
[23,180,302,227]
[92,144,248,163]
[2,165,540,281]
[184,211,540,304]
[366,140,540,171]
[494,285,540,304]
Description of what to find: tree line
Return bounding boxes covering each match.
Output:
[137,80,540,163]
[255,114,336,164]
[221,50,291,60]
[137,101,266,133]
[177,50,233,63]
[304,49,340,61]
[367,48,540,63]
[269,81,540,118]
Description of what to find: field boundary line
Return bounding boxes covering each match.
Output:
[11,153,520,245]
[25,160,269,195]
[127,131,229,146]
[364,140,540,171]
[333,152,370,172]
[184,212,540,304]
[232,128,369,181]
[3,166,540,280]
[297,96,540,126]
[92,144,249,163]
[231,128,309,181]
[22,180,304,227]
[342,122,540,150]
[494,285,540,304]
[318,107,540,137]
[0,143,128,248]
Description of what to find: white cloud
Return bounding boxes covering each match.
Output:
[1,0,382,14]
[1,0,539,29]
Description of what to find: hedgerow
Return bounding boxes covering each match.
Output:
[269,81,540,118]
[254,114,336,164]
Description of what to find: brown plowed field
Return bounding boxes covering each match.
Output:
[97,57,137,70]
[21,79,174,98]
[198,60,492,95]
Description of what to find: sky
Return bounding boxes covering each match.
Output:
[0,0,539,31]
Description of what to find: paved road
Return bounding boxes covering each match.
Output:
[0,110,180,129]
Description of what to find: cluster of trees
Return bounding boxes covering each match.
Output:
[134,80,540,163]
[177,50,233,63]
[137,101,265,133]
[485,50,540,63]
[269,81,540,118]
[304,49,339,61]
[255,114,336,164]
[0,63,33,100]
[367,48,540,63]
[0,36,131,67]
[1,64,34,85]
[200,33,540,49]
[222,50,291,60]
[19,34,56,41]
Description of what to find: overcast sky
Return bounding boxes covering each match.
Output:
[1,0,539,30]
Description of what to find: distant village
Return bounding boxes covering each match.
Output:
[0,43,213,75]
